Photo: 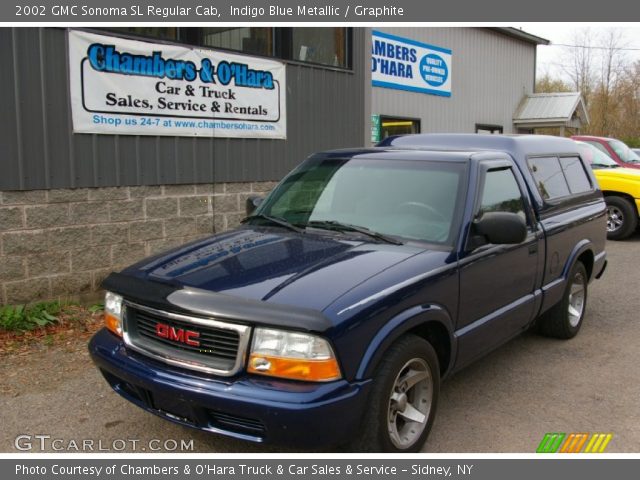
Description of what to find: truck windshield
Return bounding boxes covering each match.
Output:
[575,141,619,169]
[255,156,466,245]
[608,139,640,164]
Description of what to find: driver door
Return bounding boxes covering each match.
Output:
[455,161,541,369]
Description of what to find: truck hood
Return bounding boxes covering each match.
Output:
[594,167,640,182]
[123,227,425,311]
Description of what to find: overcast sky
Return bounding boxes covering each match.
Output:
[517,24,640,82]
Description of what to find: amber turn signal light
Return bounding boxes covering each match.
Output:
[248,353,341,382]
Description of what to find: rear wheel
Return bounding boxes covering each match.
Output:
[538,261,588,339]
[350,335,440,452]
[605,196,638,240]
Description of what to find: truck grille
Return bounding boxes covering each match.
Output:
[208,410,266,435]
[122,302,251,376]
[134,310,240,360]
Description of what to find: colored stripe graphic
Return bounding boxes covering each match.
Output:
[537,433,566,453]
[584,433,613,453]
[537,433,613,453]
[560,433,589,453]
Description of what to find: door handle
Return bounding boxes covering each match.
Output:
[528,244,538,255]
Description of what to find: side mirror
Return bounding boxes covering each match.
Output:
[245,195,264,216]
[471,212,527,247]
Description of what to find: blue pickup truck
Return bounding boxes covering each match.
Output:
[90,134,607,452]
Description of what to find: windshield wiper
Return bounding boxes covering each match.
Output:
[305,220,403,245]
[241,213,304,233]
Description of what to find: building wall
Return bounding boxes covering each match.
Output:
[0,27,367,305]
[0,27,367,191]
[0,181,276,305]
[372,28,537,135]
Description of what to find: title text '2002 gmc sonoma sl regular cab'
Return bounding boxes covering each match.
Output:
[90,134,607,452]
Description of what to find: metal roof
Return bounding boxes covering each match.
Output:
[513,92,589,127]
[490,27,550,46]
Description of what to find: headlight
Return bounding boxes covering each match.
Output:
[247,328,341,382]
[104,291,123,337]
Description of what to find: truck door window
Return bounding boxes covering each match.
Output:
[527,156,571,200]
[478,168,526,220]
[560,156,592,194]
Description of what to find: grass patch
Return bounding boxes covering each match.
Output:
[0,301,75,332]
[88,303,104,313]
[0,302,105,356]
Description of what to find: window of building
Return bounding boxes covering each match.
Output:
[103,27,179,42]
[291,28,348,67]
[200,28,273,57]
[476,124,504,134]
[380,116,421,139]
[560,156,592,194]
[103,27,351,69]
[527,156,571,200]
[478,168,526,219]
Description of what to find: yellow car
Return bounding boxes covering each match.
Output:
[575,140,640,240]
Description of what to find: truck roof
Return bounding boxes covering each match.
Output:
[571,134,616,142]
[316,147,495,163]
[376,134,581,159]
[319,134,582,169]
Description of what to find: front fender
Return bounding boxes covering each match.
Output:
[356,304,456,381]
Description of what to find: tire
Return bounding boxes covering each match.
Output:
[605,196,638,240]
[538,262,588,339]
[349,335,440,452]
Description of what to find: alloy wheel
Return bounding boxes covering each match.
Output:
[387,358,433,449]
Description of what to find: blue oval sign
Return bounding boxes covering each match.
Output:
[419,53,448,87]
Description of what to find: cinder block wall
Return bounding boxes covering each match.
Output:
[0,182,277,305]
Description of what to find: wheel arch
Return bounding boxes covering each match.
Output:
[602,191,639,217]
[562,240,595,282]
[356,304,455,381]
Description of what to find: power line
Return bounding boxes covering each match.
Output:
[543,60,631,72]
[543,43,640,51]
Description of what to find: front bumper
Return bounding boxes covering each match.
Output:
[89,328,371,448]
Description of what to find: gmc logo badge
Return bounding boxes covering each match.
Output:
[155,323,200,347]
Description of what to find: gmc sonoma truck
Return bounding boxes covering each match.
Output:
[90,134,607,452]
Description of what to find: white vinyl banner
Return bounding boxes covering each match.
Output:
[69,30,287,138]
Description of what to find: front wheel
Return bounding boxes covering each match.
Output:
[538,261,588,339]
[350,335,440,452]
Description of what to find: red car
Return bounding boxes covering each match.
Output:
[572,135,640,169]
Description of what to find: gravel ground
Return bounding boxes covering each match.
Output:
[1,234,639,453]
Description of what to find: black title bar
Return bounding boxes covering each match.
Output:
[5,459,640,480]
[3,0,640,22]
